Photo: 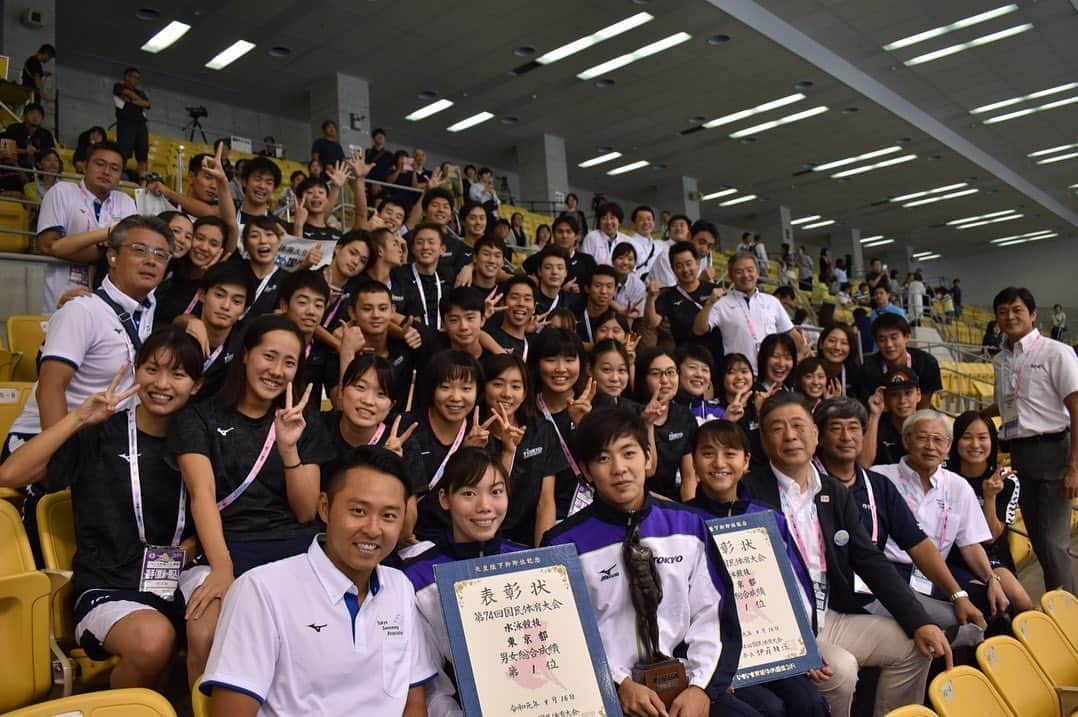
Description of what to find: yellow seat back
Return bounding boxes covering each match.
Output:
[976,636,1058,717]
[0,381,33,440]
[36,488,77,647]
[884,705,939,717]
[1041,589,1078,652]
[928,665,1015,717]
[2,687,177,716]
[0,500,54,712]
[6,315,47,381]
[192,677,211,717]
[1012,609,1078,687]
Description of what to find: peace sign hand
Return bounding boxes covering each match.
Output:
[625,332,641,357]
[294,194,309,227]
[383,415,418,457]
[484,291,506,321]
[567,378,596,426]
[201,142,228,183]
[754,383,781,414]
[464,407,498,447]
[527,310,551,334]
[626,297,643,318]
[493,403,527,454]
[725,389,749,422]
[641,388,670,425]
[275,383,312,449]
[73,363,142,426]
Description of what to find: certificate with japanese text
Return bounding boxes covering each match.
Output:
[707,511,822,687]
[436,544,622,717]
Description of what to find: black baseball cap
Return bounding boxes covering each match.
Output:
[885,369,919,391]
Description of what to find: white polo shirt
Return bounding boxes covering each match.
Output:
[872,458,990,563]
[648,245,711,288]
[37,180,137,313]
[580,229,634,266]
[10,276,154,436]
[201,538,436,716]
[993,329,1078,439]
[624,232,663,280]
[705,288,793,371]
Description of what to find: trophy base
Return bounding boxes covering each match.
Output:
[632,658,688,708]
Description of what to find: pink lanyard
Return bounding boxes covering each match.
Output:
[537,394,582,478]
[676,286,703,310]
[893,463,951,546]
[183,292,200,314]
[731,293,759,342]
[1008,333,1043,397]
[780,488,827,581]
[881,353,912,376]
[368,422,386,445]
[216,424,277,511]
[203,343,225,371]
[322,294,346,328]
[427,413,467,491]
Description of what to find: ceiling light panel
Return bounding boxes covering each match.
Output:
[791,215,821,226]
[982,94,1078,124]
[902,188,980,207]
[141,21,191,53]
[801,219,836,229]
[918,253,942,261]
[701,188,738,200]
[859,235,885,243]
[863,239,895,247]
[405,99,454,121]
[830,154,917,179]
[577,32,692,81]
[447,111,494,132]
[890,182,968,202]
[718,194,757,206]
[703,93,804,129]
[728,106,829,139]
[1036,151,1078,165]
[205,40,255,70]
[536,12,653,64]
[607,160,650,175]
[912,251,935,258]
[578,151,622,168]
[972,83,1078,114]
[814,146,902,172]
[904,23,1033,67]
[956,213,1024,229]
[946,209,1018,225]
[883,4,1018,51]
[990,230,1056,244]
[1028,143,1078,158]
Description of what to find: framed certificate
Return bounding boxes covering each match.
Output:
[435,544,623,717]
[707,511,822,687]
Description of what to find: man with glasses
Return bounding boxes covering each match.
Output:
[37,141,136,312]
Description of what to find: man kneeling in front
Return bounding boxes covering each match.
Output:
[200,446,436,716]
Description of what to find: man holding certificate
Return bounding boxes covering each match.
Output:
[543,407,759,717]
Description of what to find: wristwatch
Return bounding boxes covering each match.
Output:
[949,589,969,603]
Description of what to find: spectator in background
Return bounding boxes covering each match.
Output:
[275,170,306,217]
[940,289,955,325]
[509,211,527,246]
[869,286,906,325]
[854,306,874,356]
[6,102,55,169]
[258,135,277,157]
[230,158,246,204]
[1052,304,1067,342]
[819,247,834,285]
[534,223,551,248]
[736,232,754,254]
[982,320,1003,356]
[0,137,26,195]
[364,127,395,198]
[20,44,55,103]
[952,279,963,318]
[774,285,797,321]
[72,126,106,173]
[797,244,814,291]
[906,271,927,327]
[112,67,150,181]
[311,119,345,167]
[23,148,61,205]
[658,209,671,239]
[563,192,588,234]
[411,148,432,188]
[461,163,477,199]
[780,242,795,286]
[832,258,848,287]
[493,218,512,245]
[866,258,889,292]
[468,166,500,227]
[753,233,769,278]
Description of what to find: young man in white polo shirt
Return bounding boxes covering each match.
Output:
[990,286,1078,593]
[37,140,137,312]
[201,445,436,716]
[580,201,633,266]
[692,252,806,372]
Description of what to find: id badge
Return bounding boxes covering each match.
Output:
[909,567,933,596]
[1000,396,1018,438]
[853,573,873,595]
[568,480,595,516]
[139,546,184,600]
[813,581,829,629]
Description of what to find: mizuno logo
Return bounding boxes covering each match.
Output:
[307,623,327,633]
[117,452,140,464]
[600,565,620,581]
[217,427,236,436]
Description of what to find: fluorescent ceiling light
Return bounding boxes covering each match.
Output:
[957,213,1024,229]
[990,230,1057,244]
[1037,151,1078,165]
[791,215,821,225]
[884,4,1018,51]
[995,233,1056,246]
[814,146,902,172]
[912,251,936,258]
[141,21,191,53]
[578,151,622,168]
[405,99,454,121]
[902,188,980,207]
[702,188,738,201]
[946,209,1018,225]
[607,160,650,175]
[1028,143,1078,158]
[859,235,885,243]
[918,253,942,261]
[830,154,918,179]
[890,182,968,202]
[205,40,255,70]
[801,219,837,229]
[577,32,692,81]
[904,23,1033,67]
[719,194,757,207]
[972,83,1078,114]
[729,106,829,139]
[447,111,494,132]
[983,94,1078,124]
[864,239,895,247]
[703,94,804,129]
[537,12,653,64]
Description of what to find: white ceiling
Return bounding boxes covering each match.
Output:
[57,0,1078,258]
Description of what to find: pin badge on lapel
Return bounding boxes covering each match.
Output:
[833,530,850,547]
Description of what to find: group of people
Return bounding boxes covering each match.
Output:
[2,131,1077,717]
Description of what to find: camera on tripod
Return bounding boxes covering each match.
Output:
[186,106,208,119]
[183,107,209,142]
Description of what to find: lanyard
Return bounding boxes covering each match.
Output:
[522,337,529,363]
[637,242,656,271]
[128,411,186,546]
[780,488,827,582]
[216,423,278,511]
[252,268,278,306]
[537,395,582,478]
[94,289,144,352]
[676,286,703,310]
[322,293,347,329]
[546,292,560,312]
[881,353,912,376]
[728,293,759,342]
[369,422,386,445]
[412,265,442,329]
[893,462,951,547]
[183,291,200,315]
[1007,333,1043,397]
[857,466,879,544]
[583,311,594,343]
[203,342,225,371]
[428,413,467,491]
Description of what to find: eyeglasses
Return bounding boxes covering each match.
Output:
[121,242,172,263]
[647,368,678,380]
[909,433,949,447]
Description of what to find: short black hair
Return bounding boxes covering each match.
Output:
[187,152,212,175]
[773,286,796,301]
[123,66,140,76]
[552,214,580,235]
[668,214,692,229]
[353,280,392,306]
[690,219,719,241]
[87,140,125,164]
[279,268,330,304]
[422,350,484,400]
[460,200,486,219]
[439,447,510,496]
[693,419,751,455]
[200,261,255,307]
[323,445,410,502]
[596,202,624,222]
[536,245,569,268]
[412,222,445,244]
[440,286,485,317]
[38,44,55,59]
[573,407,649,469]
[341,354,395,395]
[631,205,654,222]
[474,234,507,258]
[589,265,618,286]
[871,312,911,338]
[422,187,454,211]
[193,215,228,241]
[611,242,636,262]
[371,127,386,138]
[675,343,715,374]
[242,156,282,187]
[992,286,1036,314]
[296,176,330,198]
[321,119,336,131]
[667,240,697,263]
[24,102,44,116]
[502,274,536,301]
[759,391,811,426]
[136,326,205,380]
[478,166,493,177]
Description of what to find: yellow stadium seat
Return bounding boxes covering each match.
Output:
[7,314,47,382]
[928,665,1015,717]
[1042,589,1078,653]
[0,500,53,712]
[2,687,177,716]
[977,635,1064,717]
[1013,610,1078,687]
[36,489,117,693]
[1006,526,1034,571]
[884,705,939,717]
[192,676,211,717]
[0,347,20,380]
[0,381,33,439]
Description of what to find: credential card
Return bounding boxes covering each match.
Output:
[707,511,822,687]
[435,544,622,717]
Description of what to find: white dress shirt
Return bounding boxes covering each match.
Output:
[774,462,825,583]
[580,229,634,267]
[706,288,793,372]
[993,329,1078,439]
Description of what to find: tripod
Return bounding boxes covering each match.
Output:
[183,115,207,143]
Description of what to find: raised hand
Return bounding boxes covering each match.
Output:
[425,166,444,191]
[401,316,423,349]
[275,383,313,449]
[347,148,376,180]
[625,332,641,357]
[200,141,228,183]
[294,194,310,228]
[626,297,643,318]
[484,291,507,321]
[753,383,781,415]
[73,364,142,426]
[866,386,885,417]
[725,389,749,423]
[492,403,526,453]
[641,388,669,425]
[707,287,726,304]
[464,407,499,447]
[383,415,418,457]
[183,317,211,358]
[325,160,350,188]
[454,263,474,288]
[825,377,842,399]
[983,467,1004,499]
[527,310,551,334]
[563,277,580,294]
[647,278,660,298]
[567,378,596,426]
[303,242,324,268]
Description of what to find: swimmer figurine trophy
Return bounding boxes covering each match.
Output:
[626,523,688,707]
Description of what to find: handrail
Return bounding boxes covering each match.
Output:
[0,251,66,265]
[0,162,140,189]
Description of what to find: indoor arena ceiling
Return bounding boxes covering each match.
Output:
[58,0,1078,258]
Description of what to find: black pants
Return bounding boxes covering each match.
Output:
[116,119,148,163]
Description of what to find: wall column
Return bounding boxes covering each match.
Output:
[515,133,569,210]
[308,72,371,157]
